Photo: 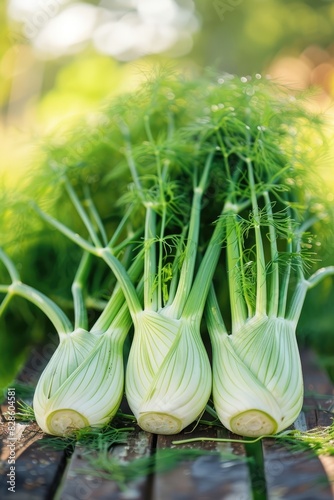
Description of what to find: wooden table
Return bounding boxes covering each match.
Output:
[1,348,333,500]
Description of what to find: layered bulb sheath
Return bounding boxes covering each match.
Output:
[210,315,303,437]
[33,328,126,436]
[125,310,212,434]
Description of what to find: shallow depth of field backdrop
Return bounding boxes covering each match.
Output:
[1,0,334,392]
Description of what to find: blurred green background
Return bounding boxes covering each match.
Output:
[1,0,334,392]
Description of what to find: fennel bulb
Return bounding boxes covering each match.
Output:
[206,154,334,437]
[32,258,140,436]
[208,308,303,436]
[126,311,212,434]
[33,327,126,435]
[121,142,239,434]
[0,239,139,436]
[35,147,223,435]
[32,252,142,436]
[123,150,219,434]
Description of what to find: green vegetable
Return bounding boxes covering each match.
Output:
[34,134,225,435]
[205,143,334,437]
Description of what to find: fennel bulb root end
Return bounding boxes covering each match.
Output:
[230,409,278,437]
[138,412,182,434]
[46,409,89,436]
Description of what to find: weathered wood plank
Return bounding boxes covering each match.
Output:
[0,418,42,464]
[262,437,333,500]
[301,348,334,413]
[0,347,333,499]
[153,425,252,500]
[262,349,334,500]
[58,427,154,500]
[0,342,65,499]
[300,348,334,497]
[0,438,67,499]
[319,455,334,499]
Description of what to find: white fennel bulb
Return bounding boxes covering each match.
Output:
[206,157,334,438]
[121,151,225,434]
[33,328,126,435]
[0,245,142,437]
[209,313,303,437]
[126,311,212,434]
[33,328,97,405]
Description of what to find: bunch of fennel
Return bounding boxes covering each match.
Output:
[33,86,259,435]
[2,72,333,439]
[34,142,223,435]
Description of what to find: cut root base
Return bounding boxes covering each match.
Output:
[138,412,182,434]
[230,409,278,437]
[47,409,89,436]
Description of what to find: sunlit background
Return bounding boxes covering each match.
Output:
[1,0,334,183]
[1,0,334,387]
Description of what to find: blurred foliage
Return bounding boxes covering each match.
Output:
[194,0,334,74]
